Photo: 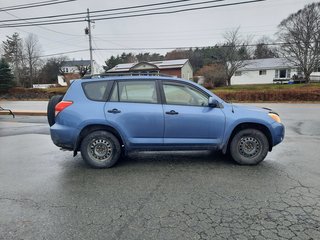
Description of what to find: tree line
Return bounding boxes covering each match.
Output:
[1,2,319,92]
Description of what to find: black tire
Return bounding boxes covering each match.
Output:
[230,129,269,165]
[47,95,63,126]
[80,131,121,168]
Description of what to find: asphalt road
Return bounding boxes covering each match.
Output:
[0,103,320,240]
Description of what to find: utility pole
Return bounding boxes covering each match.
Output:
[85,8,94,76]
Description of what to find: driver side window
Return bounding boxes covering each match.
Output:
[163,83,208,106]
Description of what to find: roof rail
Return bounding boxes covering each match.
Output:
[82,72,174,79]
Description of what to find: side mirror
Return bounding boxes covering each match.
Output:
[208,97,219,108]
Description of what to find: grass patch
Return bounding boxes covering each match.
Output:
[44,87,68,94]
[0,87,68,100]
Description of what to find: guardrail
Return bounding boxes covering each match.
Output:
[0,106,15,118]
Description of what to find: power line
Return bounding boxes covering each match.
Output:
[92,39,107,63]
[0,0,192,23]
[0,0,226,25]
[0,0,76,12]
[1,10,84,38]
[93,36,129,48]
[0,0,266,28]
[0,0,59,10]
[39,49,88,58]
[92,42,317,51]
[93,30,274,42]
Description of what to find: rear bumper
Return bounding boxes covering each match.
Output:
[271,122,285,146]
[50,123,79,149]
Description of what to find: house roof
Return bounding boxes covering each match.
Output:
[62,60,91,67]
[107,59,189,72]
[238,58,296,71]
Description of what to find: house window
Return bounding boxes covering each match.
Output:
[287,69,291,78]
[259,70,267,75]
[235,71,242,76]
[279,69,287,78]
[65,67,69,73]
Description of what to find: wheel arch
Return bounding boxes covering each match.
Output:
[223,122,273,154]
[73,124,125,156]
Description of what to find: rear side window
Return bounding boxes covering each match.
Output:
[82,81,113,101]
[110,80,158,104]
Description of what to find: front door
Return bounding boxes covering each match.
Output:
[161,81,225,146]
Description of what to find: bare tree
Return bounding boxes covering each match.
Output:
[278,2,320,83]
[24,34,42,87]
[76,64,90,77]
[196,64,227,88]
[38,56,68,84]
[219,28,251,86]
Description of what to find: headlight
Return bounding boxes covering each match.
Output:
[268,113,281,123]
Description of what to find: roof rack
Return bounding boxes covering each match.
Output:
[82,72,174,79]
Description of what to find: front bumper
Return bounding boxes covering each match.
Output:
[271,122,285,146]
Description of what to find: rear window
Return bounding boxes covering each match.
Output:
[109,80,158,104]
[82,81,113,101]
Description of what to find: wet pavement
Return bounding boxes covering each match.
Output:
[0,103,320,240]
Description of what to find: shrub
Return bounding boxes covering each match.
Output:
[214,88,320,102]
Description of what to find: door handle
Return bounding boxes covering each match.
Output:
[107,108,121,114]
[165,110,179,115]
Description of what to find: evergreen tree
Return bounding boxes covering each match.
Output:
[2,33,24,86]
[104,55,123,71]
[0,58,14,92]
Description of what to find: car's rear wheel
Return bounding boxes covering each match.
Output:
[230,129,269,165]
[47,95,63,126]
[80,131,121,168]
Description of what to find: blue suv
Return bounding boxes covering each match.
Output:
[47,76,284,168]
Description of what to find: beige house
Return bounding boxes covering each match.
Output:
[107,59,193,80]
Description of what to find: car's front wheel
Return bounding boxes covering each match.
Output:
[80,131,121,168]
[230,129,269,165]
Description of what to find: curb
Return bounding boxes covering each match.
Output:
[0,110,47,116]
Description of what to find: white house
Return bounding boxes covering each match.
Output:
[231,58,320,85]
[58,60,102,86]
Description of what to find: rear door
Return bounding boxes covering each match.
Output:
[161,81,225,146]
[104,80,164,148]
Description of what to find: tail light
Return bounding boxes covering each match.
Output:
[55,101,73,116]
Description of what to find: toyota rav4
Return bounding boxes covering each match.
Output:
[47,76,284,168]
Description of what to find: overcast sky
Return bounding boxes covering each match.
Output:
[0,0,315,66]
